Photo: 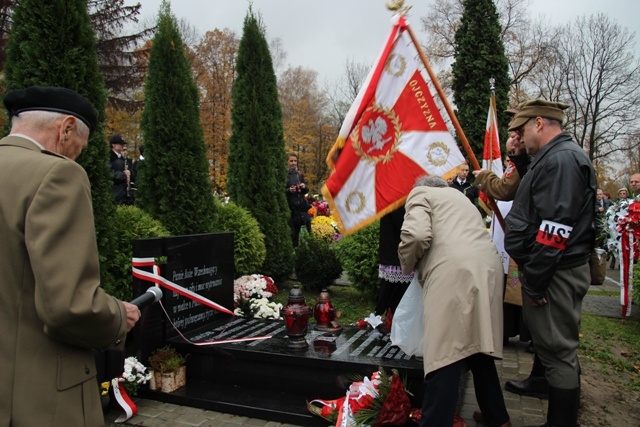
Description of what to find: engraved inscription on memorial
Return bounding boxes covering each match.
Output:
[163,233,234,336]
[184,317,419,369]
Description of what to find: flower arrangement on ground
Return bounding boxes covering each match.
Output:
[314,200,330,217]
[98,356,152,398]
[233,274,282,319]
[312,215,341,242]
[307,368,414,426]
[117,357,152,396]
[605,197,640,259]
[605,196,640,316]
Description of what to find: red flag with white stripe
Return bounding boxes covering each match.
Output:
[322,15,465,235]
[478,93,502,211]
[482,94,502,177]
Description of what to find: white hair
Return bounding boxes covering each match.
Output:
[12,110,90,138]
[414,175,448,188]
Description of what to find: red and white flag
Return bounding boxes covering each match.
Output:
[480,94,512,274]
[478,94,502,211]
[322,15,465,235]
[482,94,502,177]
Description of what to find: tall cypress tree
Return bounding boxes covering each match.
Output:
[138,0,215,235]
[451,0,510,159]
[4,0,115,285]
[227,8,294,279]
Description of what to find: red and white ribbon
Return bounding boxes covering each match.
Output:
[619,228,634,317]
[131,257,272,345]
[111,377,137,423]
[132,257,234,315]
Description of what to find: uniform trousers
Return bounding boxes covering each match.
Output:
[522,263,590,389]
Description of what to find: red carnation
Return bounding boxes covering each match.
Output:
[374,373,411,426]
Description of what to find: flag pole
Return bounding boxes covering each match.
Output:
[404,22,505,228]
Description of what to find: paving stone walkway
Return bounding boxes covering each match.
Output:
[106,267,634,427]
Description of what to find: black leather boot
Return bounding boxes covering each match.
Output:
[525,386,579,427]
[505,354,549,399]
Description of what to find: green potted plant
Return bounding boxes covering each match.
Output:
[147,346,187,393]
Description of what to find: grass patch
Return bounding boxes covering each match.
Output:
[579,313,640,390]
[274,280,376,325]
[586,289,619,297]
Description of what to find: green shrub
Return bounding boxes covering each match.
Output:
[295,232,343,292]
[104,206,170,301]
[210,200,266,277]
[334,221,380,294]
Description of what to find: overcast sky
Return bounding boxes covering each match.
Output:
[135,0,640,85]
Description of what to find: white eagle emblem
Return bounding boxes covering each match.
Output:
[361,116,391,153]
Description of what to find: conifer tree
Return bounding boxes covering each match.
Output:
[451,0,510,159]
[137,0,215,235]
[227,8,294,279]
[4,0,115,284]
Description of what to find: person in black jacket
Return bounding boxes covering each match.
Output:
[109,134,133,205]
[449,162,478,206]
[505,99,596,427]
[285,153,311,246]
[375,206,414,331]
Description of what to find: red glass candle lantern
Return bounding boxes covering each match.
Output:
[313,289,336,330]
[282,285,312,351]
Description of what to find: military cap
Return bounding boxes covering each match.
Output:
[508,99,569,131]
[110,134,126,146]
[504,101,526,117]
[3,86,98,132]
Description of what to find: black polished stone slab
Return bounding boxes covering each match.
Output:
[130,233,234,361]
[139,317,424,426]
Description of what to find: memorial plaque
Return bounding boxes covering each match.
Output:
[163,233,234,337]
[131,232,234,358]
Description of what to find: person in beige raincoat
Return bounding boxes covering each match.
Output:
[398,175,511,427]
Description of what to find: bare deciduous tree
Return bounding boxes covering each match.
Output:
[538,15,640,161]
[324,58,369,130]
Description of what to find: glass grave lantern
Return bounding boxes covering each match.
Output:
[282,285,312,351]
[313,288,338,331]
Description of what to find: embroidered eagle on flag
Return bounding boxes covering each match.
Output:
[322,14,466,235]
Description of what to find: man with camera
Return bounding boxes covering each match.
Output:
[285,153,311,247]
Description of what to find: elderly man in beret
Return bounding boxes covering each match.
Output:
[0,86,141,426]
[504,99,596,427]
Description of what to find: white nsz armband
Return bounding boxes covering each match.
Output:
[536,220,573,250]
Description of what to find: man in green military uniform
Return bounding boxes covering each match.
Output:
[472,104,529,201]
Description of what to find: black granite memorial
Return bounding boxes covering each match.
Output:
[131,233,234,362]
[131,233,424,426]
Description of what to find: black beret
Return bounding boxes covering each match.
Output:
[110,134,126,146]
[3,86,98,132]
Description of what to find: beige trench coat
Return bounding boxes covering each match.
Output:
[398,186,504,375]
[0,136,128,427]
